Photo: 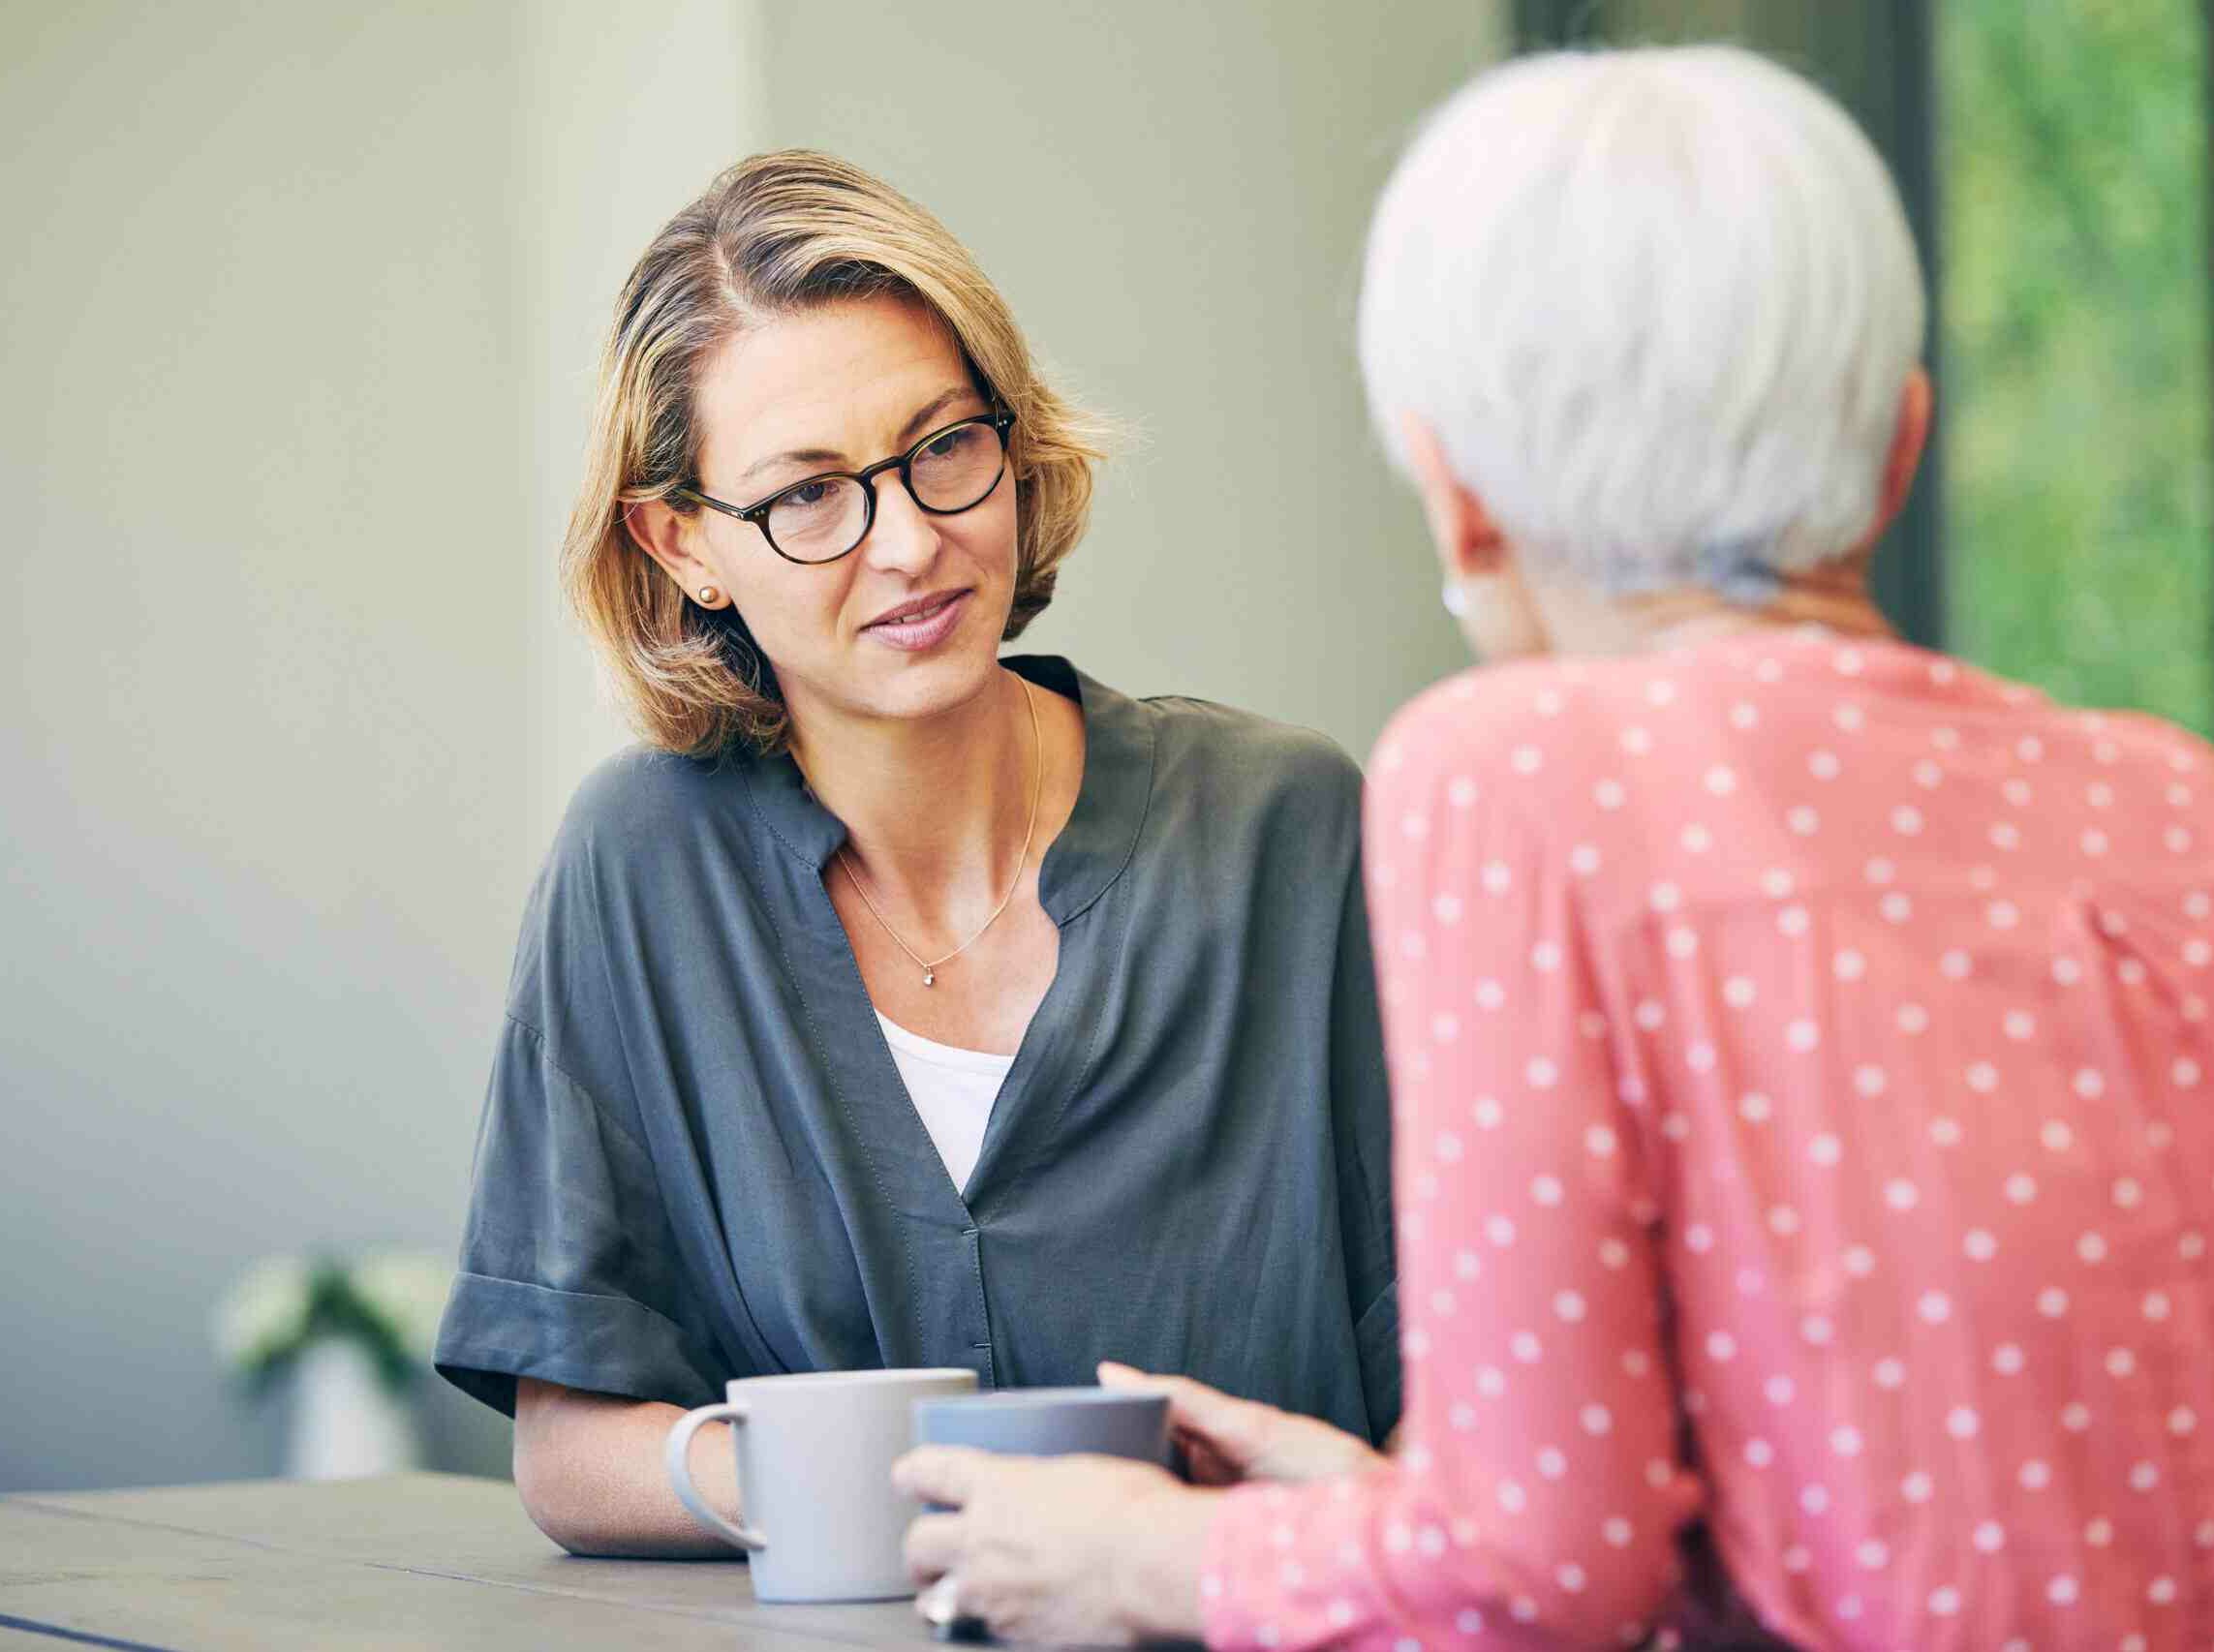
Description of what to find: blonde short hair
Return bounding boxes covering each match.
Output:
[565,151,1108,757]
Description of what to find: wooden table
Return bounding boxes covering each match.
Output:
[0,1472,948,1650]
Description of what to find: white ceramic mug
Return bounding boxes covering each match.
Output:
[664,1367,977,1603]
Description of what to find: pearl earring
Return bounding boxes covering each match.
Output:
[1440,579,1470,618]
[697,585,721,606]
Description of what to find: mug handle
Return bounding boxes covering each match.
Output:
[664,1400,767,1552]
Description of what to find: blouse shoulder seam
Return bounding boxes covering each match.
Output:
[499,1010,655,1160]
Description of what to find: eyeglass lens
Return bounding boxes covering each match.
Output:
[764,419,1006,562]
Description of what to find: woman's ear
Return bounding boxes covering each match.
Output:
[1397,413,1507,586]
[1873,366,1933,539]
[624,498,719,597]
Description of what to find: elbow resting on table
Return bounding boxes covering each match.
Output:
[513,1442,726,1560]
[510,1378,742,1560]
[513,1447,616,1557]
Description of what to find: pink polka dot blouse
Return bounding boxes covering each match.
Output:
[1201,630,2213,1651]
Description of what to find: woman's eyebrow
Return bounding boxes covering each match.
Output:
[737,444,842,485]
[892,385,984,446]
[734,386,983,488]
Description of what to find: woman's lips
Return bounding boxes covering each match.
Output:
[862,589,970,652]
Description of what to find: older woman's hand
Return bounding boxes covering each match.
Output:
[895,1446,1218,1646]
[1098,1361,1386,1486]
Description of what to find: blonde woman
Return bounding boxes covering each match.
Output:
[432,153,1399,1556]
[899,46,2214,1652]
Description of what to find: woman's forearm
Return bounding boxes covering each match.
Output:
[512,1377,746,1559]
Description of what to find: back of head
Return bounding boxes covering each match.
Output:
[1359,46,1926,598]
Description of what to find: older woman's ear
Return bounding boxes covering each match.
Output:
[1397,411,1507,586]
[1874,367,1934,542]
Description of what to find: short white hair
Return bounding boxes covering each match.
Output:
[1359,46,1926,600]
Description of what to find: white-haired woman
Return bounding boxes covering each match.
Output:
[899,46,2214,1651]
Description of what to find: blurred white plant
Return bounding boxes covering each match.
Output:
[213,1249,452,1394]
[348,1250,452,1362]
[213,1254,315,1373]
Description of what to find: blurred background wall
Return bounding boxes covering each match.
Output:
[0,0,1495,1491]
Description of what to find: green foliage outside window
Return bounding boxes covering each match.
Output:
[1940,0,2213,734]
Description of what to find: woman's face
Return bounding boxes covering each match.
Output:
[659,294,1019,736]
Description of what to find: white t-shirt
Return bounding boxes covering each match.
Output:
[875,1012,1014,1192]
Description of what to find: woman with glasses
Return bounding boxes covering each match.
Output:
[897,46,2214,1652]
[431,152,1399,1555]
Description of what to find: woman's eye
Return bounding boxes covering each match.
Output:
[920,427,973,462]
[783,480,834,509]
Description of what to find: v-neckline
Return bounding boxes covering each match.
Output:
[740,656,1153,923]
[741,657,1156,1220]
[864,916,1080,1211]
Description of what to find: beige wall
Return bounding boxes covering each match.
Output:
[0,0,761,1490]
[0,1,1500,1491]
[758,0,1501,752]
[516,0,769,840]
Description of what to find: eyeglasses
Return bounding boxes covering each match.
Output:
[677,411,1017,566]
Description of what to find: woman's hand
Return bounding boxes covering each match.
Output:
[896,1447,1217,1647]
[1098,1361,1385,1486]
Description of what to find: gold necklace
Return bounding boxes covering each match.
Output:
[838,677,1043,988]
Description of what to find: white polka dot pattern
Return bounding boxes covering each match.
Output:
[1200,634,2214,1652]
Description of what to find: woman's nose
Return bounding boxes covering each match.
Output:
[858,476,943,575]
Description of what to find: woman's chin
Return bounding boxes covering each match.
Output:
[802,641,1006,730]
[882,652,1008,719]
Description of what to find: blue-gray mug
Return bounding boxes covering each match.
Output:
[910,1386,1171,1465]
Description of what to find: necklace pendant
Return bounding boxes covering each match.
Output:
[922,971,936,988]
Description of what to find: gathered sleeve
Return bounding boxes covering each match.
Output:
[1200,700,1705,1649]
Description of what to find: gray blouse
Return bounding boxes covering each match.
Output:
[434,656,1399,1444]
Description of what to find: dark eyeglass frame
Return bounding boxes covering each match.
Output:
[675,410,1018,566]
